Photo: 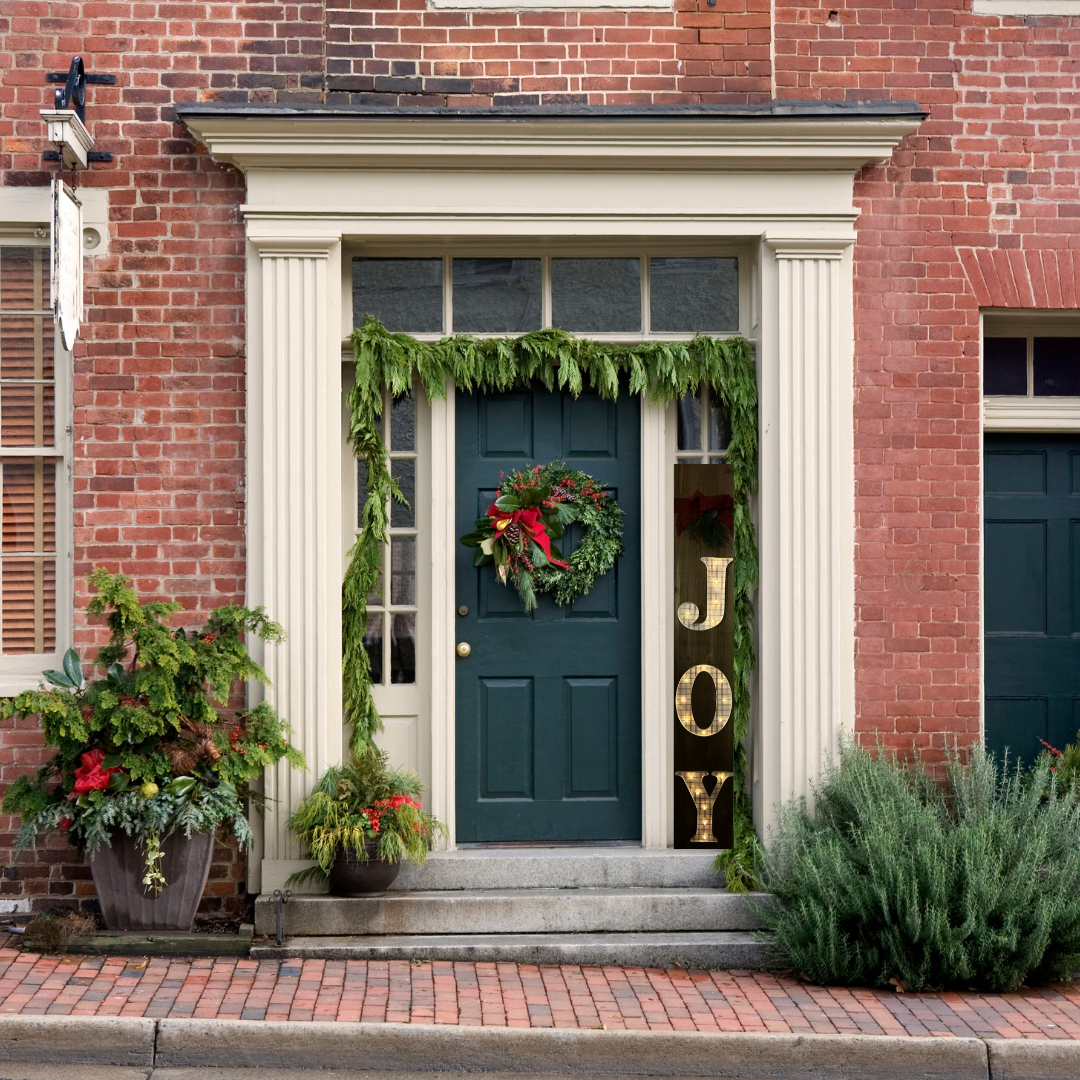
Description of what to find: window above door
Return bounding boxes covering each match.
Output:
[351,253,743,341]
[984,313,1080,433]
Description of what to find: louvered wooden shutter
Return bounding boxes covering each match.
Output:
[0,246,58,655]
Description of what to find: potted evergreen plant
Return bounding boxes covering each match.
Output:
[288,748,446,896]
[1,569,305,931]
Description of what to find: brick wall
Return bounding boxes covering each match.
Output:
[1,0,1079,904]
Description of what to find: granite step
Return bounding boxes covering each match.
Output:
[250,930,781,968]
[389,848,720,891]
[254,887,767,937]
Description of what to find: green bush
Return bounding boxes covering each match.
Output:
[760,739,1080,992]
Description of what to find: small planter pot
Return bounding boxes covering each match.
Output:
[327,840,401,897]
[90,830,215,931]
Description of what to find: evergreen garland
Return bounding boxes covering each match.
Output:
[345,317,761,888]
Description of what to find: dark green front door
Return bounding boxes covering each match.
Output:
[455,387,641,842]
[985,434,1080,763]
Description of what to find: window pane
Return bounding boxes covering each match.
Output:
[452,258,542,334]
[391,536,416,605]
[391,612,416,684]
[357,458,368,527]
[1,557,56,654]
[363,612,384,684]
[367,570,384,608]
[1,383,55,447]
[551,258,640,333]
[984,337,1027,396]
[1034,337,1080,397]
[353,258,443,333]
[391,458,415,528]
[0,248,50,311]
[391,389,415,452]
[677,389,702,451]
[2,460,56,553]
[709,392,731,452]
[1,316,54,379]
[650,258,738,333]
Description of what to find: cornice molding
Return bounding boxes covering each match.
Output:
[180,114,923,174]
[249,236,338,258]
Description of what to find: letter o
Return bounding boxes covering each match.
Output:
[675,664,732,737]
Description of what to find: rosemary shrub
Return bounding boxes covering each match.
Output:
[1,569,305,890]
[287,748,448,887]
[761,739,1080,992]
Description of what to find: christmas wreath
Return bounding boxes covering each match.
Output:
[460,460,624,610]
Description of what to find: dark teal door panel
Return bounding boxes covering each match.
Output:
[984,434,1080,764]
[455,387,641,842]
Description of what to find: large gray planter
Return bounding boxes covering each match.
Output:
[90,830,215,931]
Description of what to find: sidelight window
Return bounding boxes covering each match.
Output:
[357,385,418,685]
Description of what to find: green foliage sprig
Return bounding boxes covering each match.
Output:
[760,737,1080,992]
[287,747,448,887]
[345,318,760,885]
[1,569,305,889]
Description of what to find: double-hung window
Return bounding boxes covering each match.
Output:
[0,241,69,691]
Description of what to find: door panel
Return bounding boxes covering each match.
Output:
[984,434,1080,764]
[455,386,641,842]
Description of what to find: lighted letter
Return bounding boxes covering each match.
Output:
[677,557,732,631]
[675,771,733,843]
[675,664,732,737]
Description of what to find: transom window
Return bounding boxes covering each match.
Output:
[985,328,1080,397]
[353,255,740,338]
[357,386,418,686]
[0,244,65,660]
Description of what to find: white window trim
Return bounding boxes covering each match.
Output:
[972,0,1080,14]
[0,232,73,697]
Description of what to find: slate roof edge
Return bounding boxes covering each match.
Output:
[173,99,926,122]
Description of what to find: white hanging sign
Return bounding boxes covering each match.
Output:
[51,180,83,350]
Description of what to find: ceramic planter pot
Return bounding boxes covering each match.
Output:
[90,830,215,931]
[327,839,401,897]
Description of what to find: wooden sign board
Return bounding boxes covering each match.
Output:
[674,463,735,849]
[51,179,83,350]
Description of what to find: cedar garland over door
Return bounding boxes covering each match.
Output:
[455,386,642,843]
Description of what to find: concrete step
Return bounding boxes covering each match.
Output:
[391,848,720,890]
[250,930,782,968]
[255,887,767,937]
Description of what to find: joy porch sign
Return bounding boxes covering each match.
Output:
[673,464,735,848]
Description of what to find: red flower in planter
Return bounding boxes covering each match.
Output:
[389,795,422,811]
[73,749,122,794]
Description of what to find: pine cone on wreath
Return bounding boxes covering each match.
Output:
[552,485,576,503]
[504,522,521,545]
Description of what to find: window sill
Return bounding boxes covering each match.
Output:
[429,0,671,9]
[984,396,1080,431]
[972,0,1080,14]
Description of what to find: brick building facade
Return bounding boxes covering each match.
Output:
[0,0,1075,910]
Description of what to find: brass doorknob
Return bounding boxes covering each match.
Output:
[456,642,472,657]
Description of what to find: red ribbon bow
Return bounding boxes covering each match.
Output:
[487,503,569,569]
[673,491,735,536]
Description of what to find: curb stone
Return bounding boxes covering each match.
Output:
[0,1015,156,1066]
[157,1020,987,1079]
[0,1014,1077,1080]
[986,1038,1080,1080]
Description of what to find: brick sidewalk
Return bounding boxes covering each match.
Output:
[1,942,1079,1038]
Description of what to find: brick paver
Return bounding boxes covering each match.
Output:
[0,940,1078,1037]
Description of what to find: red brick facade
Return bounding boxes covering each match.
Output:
[0,0,1075,906]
